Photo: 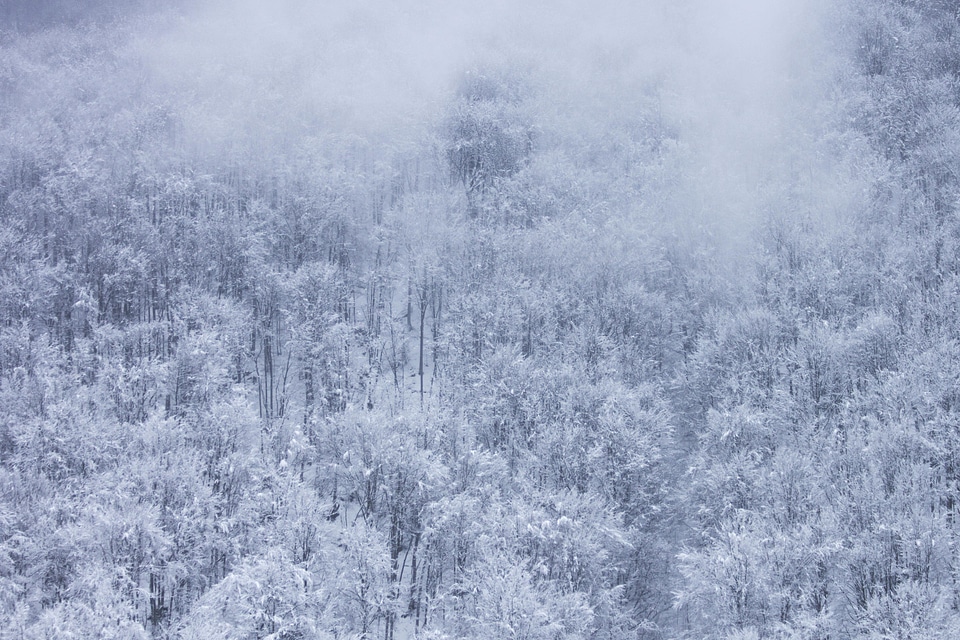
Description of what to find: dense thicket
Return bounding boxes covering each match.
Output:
[0,0,958,638]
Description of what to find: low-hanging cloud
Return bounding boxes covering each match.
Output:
[137,0,841,250]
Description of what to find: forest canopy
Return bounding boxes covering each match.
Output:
[1,0,960,638]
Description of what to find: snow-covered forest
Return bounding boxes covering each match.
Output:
[1,0,960,637]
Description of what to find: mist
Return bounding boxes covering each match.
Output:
[138,0,840,226]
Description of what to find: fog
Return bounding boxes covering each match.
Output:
[140,0,834,158]
[125,0,844,279]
